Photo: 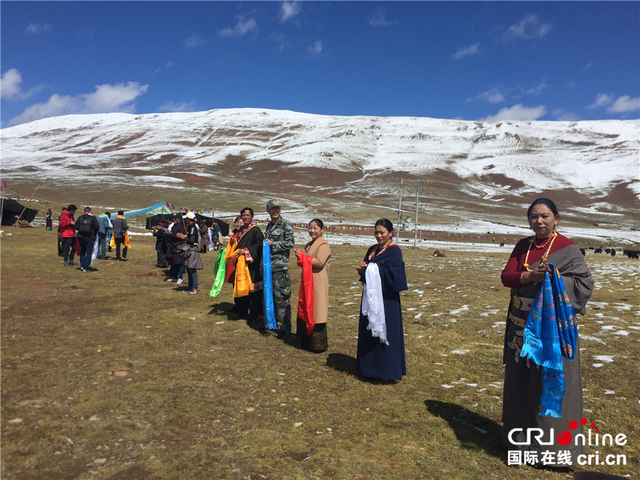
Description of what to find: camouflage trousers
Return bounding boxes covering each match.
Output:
[272,269,292,331]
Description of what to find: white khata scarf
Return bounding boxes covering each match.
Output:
[362,262,388,345]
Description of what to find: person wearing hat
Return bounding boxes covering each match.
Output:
[264,200,295,338]
[59,204,78,267]
[182,212,204,294]
[164,214,185,284]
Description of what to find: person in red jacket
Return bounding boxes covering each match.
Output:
[59,204,77,267]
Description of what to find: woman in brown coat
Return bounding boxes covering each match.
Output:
[294,219,331,352]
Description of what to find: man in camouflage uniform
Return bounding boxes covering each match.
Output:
[264,200,295,339]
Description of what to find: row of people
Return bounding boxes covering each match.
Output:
[217,202,407,379]
[53,197,595,468]
[221,202,334,350]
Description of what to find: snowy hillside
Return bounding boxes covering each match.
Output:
[1,108,638,228]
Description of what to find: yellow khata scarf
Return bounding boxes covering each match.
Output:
[109,215,131,249]
[225,238,252,298]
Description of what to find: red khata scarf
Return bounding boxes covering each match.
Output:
[296,252,315,335]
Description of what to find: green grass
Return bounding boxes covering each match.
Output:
[1,227,638,479]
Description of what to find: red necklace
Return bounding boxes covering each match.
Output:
[523,231,558,270]
[532,233,555,250]
[368,239,395,261]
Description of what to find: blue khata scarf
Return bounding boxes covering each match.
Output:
[519,263,578,418]
[262,241,277,330]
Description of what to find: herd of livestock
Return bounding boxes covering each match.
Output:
[579,246,640,258]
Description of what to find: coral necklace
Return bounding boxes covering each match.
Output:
[523,231,558,271]
[369,239,395,260]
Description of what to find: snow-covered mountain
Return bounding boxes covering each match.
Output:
[1,108,638,231]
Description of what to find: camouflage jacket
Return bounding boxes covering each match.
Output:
[264,217,295,272]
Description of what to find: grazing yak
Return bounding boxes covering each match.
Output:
[594,248,603,254]
[623,250,639,259]
[579,248,586,256]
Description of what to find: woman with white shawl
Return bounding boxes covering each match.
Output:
[355,219,408,381]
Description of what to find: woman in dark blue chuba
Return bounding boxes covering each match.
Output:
[355,219,408,381]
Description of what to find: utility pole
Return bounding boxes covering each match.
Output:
[414,180,424,247]
[397,179,404,230]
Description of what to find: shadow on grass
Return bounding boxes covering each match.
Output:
[208,301,236,318]
[326,353,357,376]
[424,400,505,462]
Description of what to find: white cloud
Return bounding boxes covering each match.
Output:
[1,69,43,101]
[83,82,148,112]
[184,34,207,49]
[308,40,322,55]
[280,1,302,22]
[10,81,148,125]
[553,109,581,121]
[587,93,614,110]
[153,62,174,75]
[607,95,640,113]
[158,101,197,113]
[505,14,552,41]
[585,92,640,112]
[474,88,505,104]
[526,82,547,95]
[556,113,581,121]
[1,69,25,100]
[26,23,51,34]
[452,43,480,60]
[481,104,547,121]
[369,8,396,27]
[219,17,257,37]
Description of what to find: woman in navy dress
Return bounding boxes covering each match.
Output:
[355,219,408,381]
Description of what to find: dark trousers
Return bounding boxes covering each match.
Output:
[156,244,166,267]
[170,264,184,280]
[236,291,264,322]
[62,237,76,263]
[115,238,127,259]
[78,238,95,269]
[98,233,107,259]
[187,268,199,291]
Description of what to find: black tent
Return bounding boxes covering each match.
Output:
[145,214,173,229]
[145,213,229,236]
[208,218,229,236]
[1,199,38,226]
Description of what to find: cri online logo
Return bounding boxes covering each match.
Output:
[509,416,627,447]
[557,417,597,445]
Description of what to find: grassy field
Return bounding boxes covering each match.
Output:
[1,226,638,480]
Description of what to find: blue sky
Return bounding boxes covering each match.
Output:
[1,1,639,127]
